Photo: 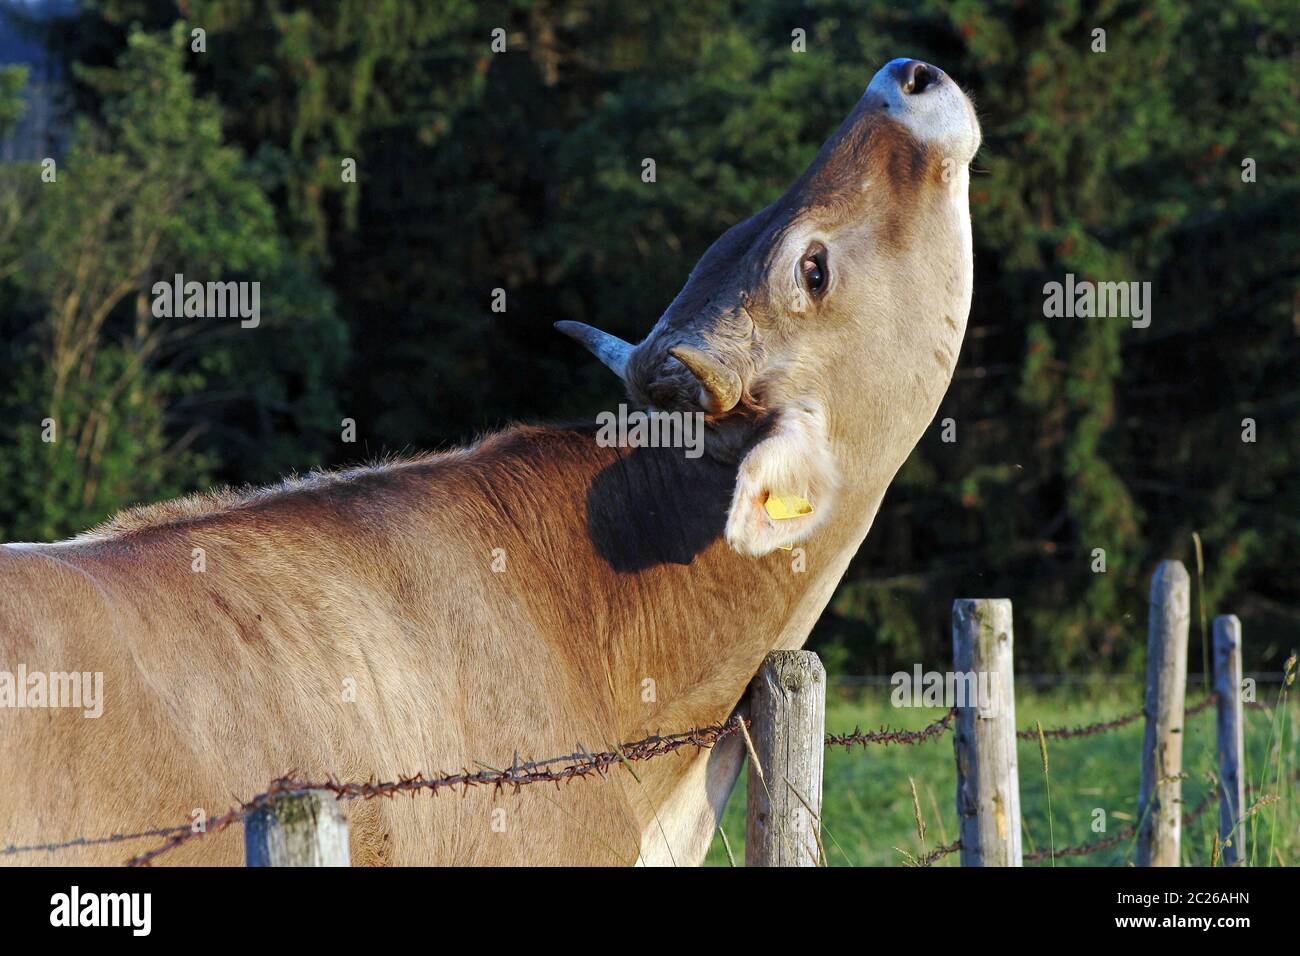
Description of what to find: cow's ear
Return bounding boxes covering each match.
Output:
[724,403,838,557]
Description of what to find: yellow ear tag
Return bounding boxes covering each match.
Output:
[763,495,814,521]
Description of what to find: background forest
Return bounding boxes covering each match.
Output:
[0,0,1295,676]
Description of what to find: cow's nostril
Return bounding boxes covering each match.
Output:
[900,60,939,95]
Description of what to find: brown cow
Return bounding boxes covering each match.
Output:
[0,58,980,865]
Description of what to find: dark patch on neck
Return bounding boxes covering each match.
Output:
[584,444,736,573]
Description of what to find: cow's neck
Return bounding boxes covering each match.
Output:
[471,424,880,739]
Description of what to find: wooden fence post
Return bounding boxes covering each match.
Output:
[245,789,350,867]
[952,599,1022,866]
[1213,614,1245,866]
[745,650,826,866]
[1136,560,1190,866]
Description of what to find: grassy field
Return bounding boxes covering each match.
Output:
[705,679,1298,866]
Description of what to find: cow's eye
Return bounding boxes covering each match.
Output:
[801,245,828,297]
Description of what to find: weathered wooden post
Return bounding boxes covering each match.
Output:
[1213,614,1245,866]
[952,599,1022,866]
[245,789,350,867]
[1136,560,1190,866]
[745,650,826,866]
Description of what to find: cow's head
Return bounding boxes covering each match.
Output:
[559,59,980,556]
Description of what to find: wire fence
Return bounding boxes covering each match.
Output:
[919,789,1222,867]
[906,693,1224,865]
[0,685,1239,866]
[125,720,749,866]
[824,707,956,749]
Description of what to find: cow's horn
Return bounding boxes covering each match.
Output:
[669,345,742,414]
[554,321,633,380]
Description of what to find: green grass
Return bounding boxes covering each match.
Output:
[706,679,1298,866]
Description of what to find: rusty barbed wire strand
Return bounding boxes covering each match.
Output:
[3,824,190,858]
[125,716,748,866]
[1182,787,1218,826]
[1016,692,1219,741]
[923,789,1220,866]
[1024,826,1134,862]
[914,839,961,866]
[824,707,957,749]
[1023,788,1219,863]
[831,691,1217,749]
[1017,708,1143,740]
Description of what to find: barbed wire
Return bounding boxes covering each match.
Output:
[1017,692,1219,741]
[920,789,1220,866]
[3,824,189,858]
[126,717,748,866]
[1,684,1268,864]
[825,708,956,749]
[1023,788,1218,863]
[913,839,961,866]
[1018,708,1143,740]
[1024,826,1134,863]
[828,690,1218,751]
